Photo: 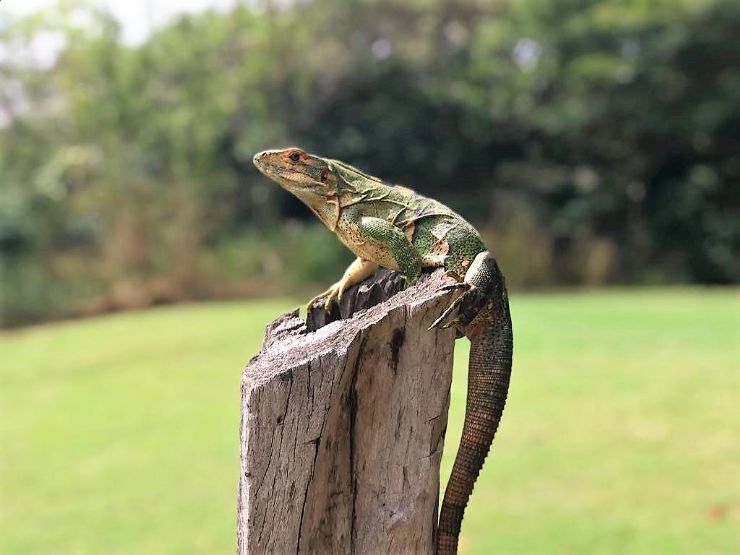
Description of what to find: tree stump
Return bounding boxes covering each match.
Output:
[237,269,459,554]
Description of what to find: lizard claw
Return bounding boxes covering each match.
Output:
[308,281,343,314]
[337,281,348,301]
[438,282,471,293]
[323,286,340,313]
[306,276,351,316]
[306,284,337,315]
[429,284,486,331]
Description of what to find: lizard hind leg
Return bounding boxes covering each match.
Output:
[429,251,496,330]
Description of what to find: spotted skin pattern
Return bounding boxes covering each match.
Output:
[253,148,513,555]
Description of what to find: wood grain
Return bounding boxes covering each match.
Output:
[237,269,458,554]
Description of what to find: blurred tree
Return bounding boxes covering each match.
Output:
[1,0,737,325]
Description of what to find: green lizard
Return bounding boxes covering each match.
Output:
[253,147,513,555]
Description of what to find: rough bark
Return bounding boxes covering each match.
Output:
[237,269,458,555]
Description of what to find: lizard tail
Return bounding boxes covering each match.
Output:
[437,255,513,555]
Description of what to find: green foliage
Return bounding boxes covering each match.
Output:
[1,290,738,553]
[1,0,738,324]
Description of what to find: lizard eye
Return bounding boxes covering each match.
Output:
[289,151,301,162]
[320,170,328,182]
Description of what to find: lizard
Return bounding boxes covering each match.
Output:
[253,147,513,555]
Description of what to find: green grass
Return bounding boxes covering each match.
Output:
[1,289,738,554]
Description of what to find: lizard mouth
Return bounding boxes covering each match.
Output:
[253,153,317,192]
[252,149,330,197]
[252,152,279,175]
[253,156,291,181]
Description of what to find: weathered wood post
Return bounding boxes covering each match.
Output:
[237,269,459,554]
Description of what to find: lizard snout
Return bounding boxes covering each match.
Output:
[253,151,273,175]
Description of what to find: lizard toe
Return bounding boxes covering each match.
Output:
[429,285,486,330]
[323,283,341,313]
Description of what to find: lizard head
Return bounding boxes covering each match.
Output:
[254,148,388,228]
[253,148,338,203]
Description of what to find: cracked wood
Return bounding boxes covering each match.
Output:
[237,269,458,554]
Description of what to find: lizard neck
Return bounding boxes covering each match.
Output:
[301,194,341,232]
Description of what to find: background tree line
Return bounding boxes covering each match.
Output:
[1,0,738,326]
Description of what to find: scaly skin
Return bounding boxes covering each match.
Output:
[253,147,513,554]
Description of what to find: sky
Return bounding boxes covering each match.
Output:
[3,0,239,45]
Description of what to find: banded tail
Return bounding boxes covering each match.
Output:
[432,253,513,554]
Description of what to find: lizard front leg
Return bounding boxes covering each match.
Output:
[307,257,378,313]
[355,216,423,284]
[308,216,422,314]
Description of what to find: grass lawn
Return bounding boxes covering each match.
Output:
[1,289,738,554]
